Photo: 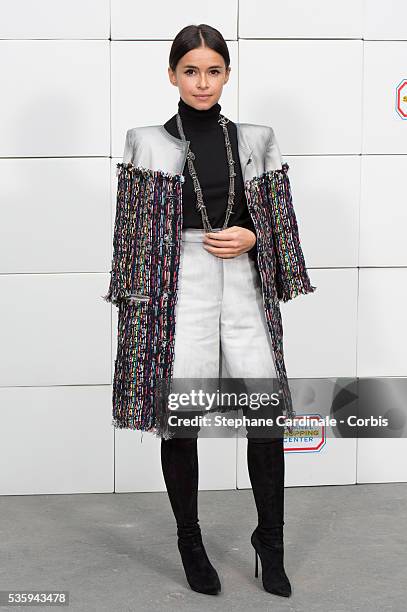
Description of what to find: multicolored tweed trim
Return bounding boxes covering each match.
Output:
[247,163,317,303]
[244,163,317,431]
[102,163,184,437]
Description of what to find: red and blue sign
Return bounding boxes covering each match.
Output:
[396,79,407,119]
[283,413,326,453]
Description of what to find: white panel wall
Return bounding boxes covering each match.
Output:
[357,3,407,481]
[362,41,407,154]
[0,272,110,387]
[360,156,407,266]
[0,41,110,157]
[1,0,406,496]
[357,269,407,377]
[363,0,407,40]
[0,158,111,273]
[239,0,363,38]
[282,269,358,379]
[283,156,360,269]
[239,39,363,155]
[357,439,407,483]
[111,0,237,40]
[0,386,113,495]
[0,0,110,39]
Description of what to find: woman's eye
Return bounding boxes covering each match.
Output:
[184,69,221,75]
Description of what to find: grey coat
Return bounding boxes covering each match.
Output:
[103,121,316,438]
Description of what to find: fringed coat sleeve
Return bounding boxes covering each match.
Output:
[102,130,135,306]
[265,128,317,302]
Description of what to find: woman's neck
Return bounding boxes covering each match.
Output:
[177,96,221,127]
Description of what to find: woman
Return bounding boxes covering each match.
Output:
[104,23,316,598]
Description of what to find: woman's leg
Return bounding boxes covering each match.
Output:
[246,436,291,596]
[220,252,292,596]
[160,229,222,595]
[247,437,285,537]
[161,437,200,543]
[161,436,221,594]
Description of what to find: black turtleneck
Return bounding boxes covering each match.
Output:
[163,97,256,237]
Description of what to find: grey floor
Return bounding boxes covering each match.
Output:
[1,483,406,612]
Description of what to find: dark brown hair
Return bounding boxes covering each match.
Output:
[169,24,230,72]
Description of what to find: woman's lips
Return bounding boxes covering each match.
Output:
[195,95,211,99]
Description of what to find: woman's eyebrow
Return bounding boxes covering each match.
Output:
[183,64,223,69]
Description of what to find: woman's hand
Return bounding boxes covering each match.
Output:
[202,226,256,259]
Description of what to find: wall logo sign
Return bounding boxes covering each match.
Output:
[284,413,326,453]
[396,79,407,119]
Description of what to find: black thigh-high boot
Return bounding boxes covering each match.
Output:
[161,437,221,595]
[247,437,292,597]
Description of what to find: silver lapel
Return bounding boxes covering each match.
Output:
[236,124,255,182]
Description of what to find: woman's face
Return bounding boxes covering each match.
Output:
[168,46,230,110]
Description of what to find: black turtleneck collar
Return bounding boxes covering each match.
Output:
[177,96,221,127]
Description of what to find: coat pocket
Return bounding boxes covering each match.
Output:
[125,293,150,304]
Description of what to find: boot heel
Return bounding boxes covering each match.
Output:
[254,550,259,578]
[251,529,292,597]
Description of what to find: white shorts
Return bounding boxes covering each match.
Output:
[169,228,281,439]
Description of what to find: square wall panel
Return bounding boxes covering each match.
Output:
[0,0,109,38]
[0,158,111,274]
[111,41,238,158]
[357,268,407,377]
[0,273,111,387]
[0,40,110,157]
[0,386,113,495]
[239,40,363,155]
[362,41,407,154]
[284,155,360,269]
[282,269,358,379]
[111,0,237,40]
[357,439,407,483]
[364,0,407,41]
[239,0,363,39]
[360,155,407,266]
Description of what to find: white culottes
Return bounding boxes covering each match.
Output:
[170,228,282,439]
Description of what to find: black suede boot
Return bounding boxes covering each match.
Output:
[161,436,221,595]
[247,437,292,597]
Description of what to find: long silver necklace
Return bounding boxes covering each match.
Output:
[176,112,236,233]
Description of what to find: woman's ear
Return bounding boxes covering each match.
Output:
[168,66,177,87]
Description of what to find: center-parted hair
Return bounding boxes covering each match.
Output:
[169,24,231,72]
